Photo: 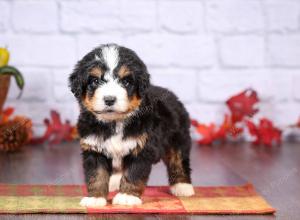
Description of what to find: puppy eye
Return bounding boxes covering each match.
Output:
[89,77,101,87]
[122,78,131,87]
[92,78,99,85]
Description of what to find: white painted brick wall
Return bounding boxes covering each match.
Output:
[158,1,204,33]
[265,0,300,32]
[268,35,300,67]
[206,0,264,33]
[219,35,265,67]
[12,0,58,33]
[0,0,300,135]
[0,1,10,32]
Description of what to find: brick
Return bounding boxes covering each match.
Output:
[124,34,215,67]
[120,0,156,32]
[186,103,225,124]
[50,102,80,125]
[12,0,58,33]
[53,68,77,102]
[264,102,300,126]
[7,67,52,102]
[268,35,300,67]
[265,0,300,31]
[292,74,300,101]
[206,0,264,33]
[0,1,10,31]
[161,35,215,67]
[158,1,204,33]
[150,68,197,103]
[124,34,164,67]
[219,35,264,67]
[77,35,124,59]
[197,70,274,102]
[60,0,120,33]
[268,70,294,102]
[0,35,76,67]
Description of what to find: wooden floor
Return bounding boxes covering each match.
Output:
[0,141,299,219]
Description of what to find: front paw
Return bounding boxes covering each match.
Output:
[112,192,142,206]
[170,183,195,197]
[80,197,107,207]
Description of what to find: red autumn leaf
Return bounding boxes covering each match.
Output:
[246,118,282,147]
[245,120,260,145]
[215,115,243,139]
[0,107,15,124]
[195,123,217,145]
[191,115,243,145]
[226,89,259,123]
[30,110,77,145]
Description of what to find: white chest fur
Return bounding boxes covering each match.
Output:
[81,122,139,169]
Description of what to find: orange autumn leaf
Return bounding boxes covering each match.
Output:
[0,107,14,124]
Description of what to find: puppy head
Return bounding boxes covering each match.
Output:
[69,44,150,121]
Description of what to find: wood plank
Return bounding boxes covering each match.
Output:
[1,141,294,219]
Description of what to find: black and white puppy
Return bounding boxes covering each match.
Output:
[69,44,194,207]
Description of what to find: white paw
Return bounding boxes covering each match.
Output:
[112,193,142,206]
[79,197,107,207]
[109,173,122,192]
[170,183,195,197]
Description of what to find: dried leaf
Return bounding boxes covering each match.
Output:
[226,89,259,123]
[0,107,14,124]
[246,118,282,146]
[30,110,77,145]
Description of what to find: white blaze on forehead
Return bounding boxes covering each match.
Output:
[91,45,129,114]
[101,45,119,72]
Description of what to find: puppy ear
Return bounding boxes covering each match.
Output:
[69,50,98,99]
[137,71,150,97]
[69,71,81,99]
[69,63,87,99]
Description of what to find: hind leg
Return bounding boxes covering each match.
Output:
[163,148,195,196]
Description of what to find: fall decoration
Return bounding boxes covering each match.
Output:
[191,115,243,145]
[0,113,32,152]
[191,88,284,147]
[0,47,24,111]
[30,110,78,145]
[246,119,282,146]
[226,89,259,123]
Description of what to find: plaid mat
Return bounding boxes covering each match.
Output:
[0,183,275,214]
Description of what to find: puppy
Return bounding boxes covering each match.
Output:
[69,44,194,207]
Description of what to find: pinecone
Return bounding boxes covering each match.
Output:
[0,116,32,152]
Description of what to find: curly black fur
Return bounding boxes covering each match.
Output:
[69,44,193,200]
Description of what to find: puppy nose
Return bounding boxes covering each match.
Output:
[104,96,116,106]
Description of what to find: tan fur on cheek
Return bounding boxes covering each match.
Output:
[128,95,141,112]
[82,94,96,112]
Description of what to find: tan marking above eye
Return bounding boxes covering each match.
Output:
[118,65,131,78]
[90,67,103,77]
